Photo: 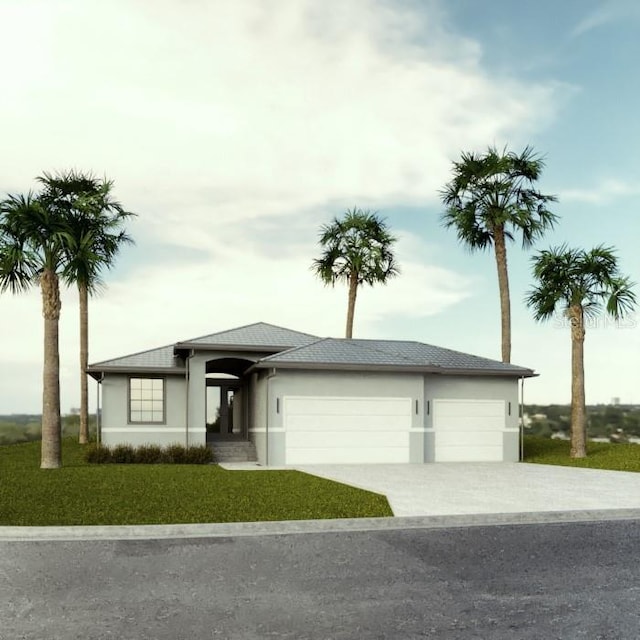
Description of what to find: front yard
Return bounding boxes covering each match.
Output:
[523,436,640,472]
[0,439,392,526]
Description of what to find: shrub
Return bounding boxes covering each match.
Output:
[83,442,213,464]
[84,443,112,464]
[184,445,214,464]
[111,444,136,464]
[164,443,188,464]
[135,444,165,464]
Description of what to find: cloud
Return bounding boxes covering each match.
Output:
[559,178,640,204]
[0,0,565,412]
[571,0,640,37]
[1,0,560,218]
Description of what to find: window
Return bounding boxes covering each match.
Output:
[129,378,164,423]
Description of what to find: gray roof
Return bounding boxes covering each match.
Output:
[175,322,318,349]
[258,337,534,377]
[87,323,319,378]
[87,344,184,377]
[88,322,534,378]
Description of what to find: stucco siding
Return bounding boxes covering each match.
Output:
[100,373,187,447]
[423,375,521,462]
[268,369,424,465]
[503,430,520,462]
[249,371,269,464]
[186,351,263,445]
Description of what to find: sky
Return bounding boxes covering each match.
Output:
[1,0,639,414]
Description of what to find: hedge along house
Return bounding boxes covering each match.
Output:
[87,322,536,465]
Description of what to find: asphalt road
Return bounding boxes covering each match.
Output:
[2,520,640,639]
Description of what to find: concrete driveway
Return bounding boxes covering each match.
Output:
[295,462,640,517]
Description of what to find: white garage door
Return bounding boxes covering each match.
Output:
[433,399,506,462]
[283,396,412,464]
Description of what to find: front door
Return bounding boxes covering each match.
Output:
[206,381,243,441]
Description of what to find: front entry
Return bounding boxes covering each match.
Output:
[206,379,244,441]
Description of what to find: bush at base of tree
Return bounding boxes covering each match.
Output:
[84,442,213,464]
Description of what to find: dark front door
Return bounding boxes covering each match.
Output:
[206,380,243,441]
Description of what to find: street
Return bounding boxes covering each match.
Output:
[2,520,640,639]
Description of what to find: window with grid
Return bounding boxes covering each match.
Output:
[129,378,164,423]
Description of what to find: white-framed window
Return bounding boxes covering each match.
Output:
[129,377,165,423]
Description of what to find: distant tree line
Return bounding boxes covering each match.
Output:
[524,405,640,439]
[0,413,97,446]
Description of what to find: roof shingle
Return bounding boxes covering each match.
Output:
[87,322,534,377]
[176,322,318,348]
[259,337,533,376]
[88,345,182,371]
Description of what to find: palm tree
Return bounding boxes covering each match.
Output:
[312,208,399,338]
[37,171,135,444]
[440,145,558,363]
[526,245,636,458]
[0,193,72,468]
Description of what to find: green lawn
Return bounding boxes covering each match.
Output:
[524,436,640,472]
[0,439,392,526]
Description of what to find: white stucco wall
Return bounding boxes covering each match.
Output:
[423,374,521,462]
[186,350,265,445]
[261,369,424,466]
[248,370,269,463]
[100,373,187,447]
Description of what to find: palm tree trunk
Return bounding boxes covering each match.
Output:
[569,304,587,458]
[79,282,89,444]
[40,268,62,469]
[345,273,358,339]
[493,225,511,363]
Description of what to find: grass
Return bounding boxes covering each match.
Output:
[0,439,392,526]
[524,436,640,472]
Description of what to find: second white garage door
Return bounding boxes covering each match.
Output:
[283,396,412,464]
[432,399,506,462]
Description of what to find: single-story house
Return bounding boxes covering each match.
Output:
[87,322,536,465]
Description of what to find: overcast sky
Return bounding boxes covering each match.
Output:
[1,0,639,413]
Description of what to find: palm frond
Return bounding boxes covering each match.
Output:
[527,244,636,324]
[311,208,399,289]
[440,145,557,252]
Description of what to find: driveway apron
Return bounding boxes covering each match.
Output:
[294,462,640,517]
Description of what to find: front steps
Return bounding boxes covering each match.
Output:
[210,440,257,463]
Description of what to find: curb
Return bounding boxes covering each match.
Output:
[2,508,640,542]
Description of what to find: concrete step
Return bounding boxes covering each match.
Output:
[210,441,257,463]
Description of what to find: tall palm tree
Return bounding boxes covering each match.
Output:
[312,208,399,338]
[37,171,135,444]
[0,193,72,468]
[526,245,636,458]
[441,145,558,363]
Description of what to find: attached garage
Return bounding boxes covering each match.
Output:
[432,399,508,462]
[283,396,412,464]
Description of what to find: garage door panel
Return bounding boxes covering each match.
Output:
[287,430,409,449]
[435,431,503,447]
[435,446,504,462]
[285,397,410,417]
[434,400,505,419]
[435,416,505,431]
[286,414,410,431]
[287,446,409,465]
[283,396,411,464]
[433,399,507,462]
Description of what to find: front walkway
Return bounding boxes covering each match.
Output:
[293,462,640,517]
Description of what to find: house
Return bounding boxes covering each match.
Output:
[87,322,536,465]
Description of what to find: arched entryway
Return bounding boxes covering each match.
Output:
[205,358,254,442]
